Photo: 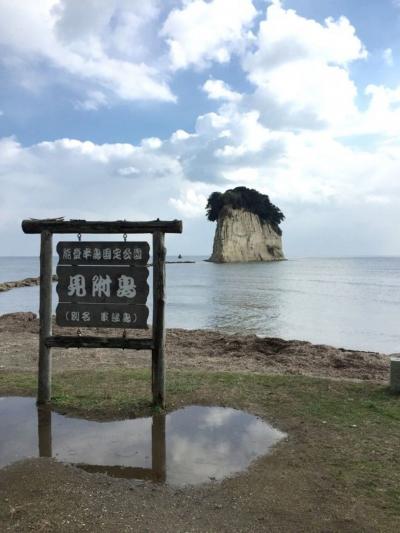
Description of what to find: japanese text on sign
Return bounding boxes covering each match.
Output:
[55,241,149,329]
[57,266,148,304]
[56,303,149,329]
[56,241,149,265]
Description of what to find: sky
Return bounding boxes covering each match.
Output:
[1,0,400,257]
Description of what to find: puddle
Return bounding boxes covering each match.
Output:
[0,397,286,486]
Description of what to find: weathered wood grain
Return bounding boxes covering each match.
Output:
[38,230,53,405]
[152,231,166,407]
[22,219,182,234]
[45,335,153,349]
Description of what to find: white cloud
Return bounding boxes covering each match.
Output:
[161,0,257,70]
[5,97,398,223]
[246,4,366,70]
[169,184,210,218]
[243,3,367,130]
[76,90,108,111]
[170,129,194,143]
[140,137,163,149]
[356,84,400,137]
[0,136,184,237]
[203,79,242,102]
[2,97,400,254]
[2,2,400,257]
[214,110,276,156]
[118,166,140,177]
[248,61,359,131]
[0,0,175,105]
[174,102,400,205]
[383,48,394,66]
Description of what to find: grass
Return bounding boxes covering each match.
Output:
[1,368,399,424]
[1,368,399,425]
[1,368,399,522]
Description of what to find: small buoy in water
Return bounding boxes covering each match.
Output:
[178,254,182,259]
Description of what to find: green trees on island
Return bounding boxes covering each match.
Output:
[206,186,285,234]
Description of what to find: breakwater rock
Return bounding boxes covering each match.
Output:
[0,275,58,293]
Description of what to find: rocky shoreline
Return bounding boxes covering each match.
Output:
[0,275,58,293]
[0,312,390,382]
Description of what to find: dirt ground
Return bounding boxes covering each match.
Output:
[0,312,390,382]
[1,441,388,533]
[0,312,398,532]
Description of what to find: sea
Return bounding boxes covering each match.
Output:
[0,256,399,354]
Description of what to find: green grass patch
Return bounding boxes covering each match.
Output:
[1,368,399,518]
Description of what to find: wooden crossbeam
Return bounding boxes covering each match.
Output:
[21,219,182,234]
[45,335,153,350]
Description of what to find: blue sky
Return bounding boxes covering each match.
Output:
[1,0,400,256]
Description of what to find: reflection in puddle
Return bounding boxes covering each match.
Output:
[0,397,286,486]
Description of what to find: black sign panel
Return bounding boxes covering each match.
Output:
[56,266,149,304]
[56,240,149,329]
[56,303,149,329]
[57,241,149,265]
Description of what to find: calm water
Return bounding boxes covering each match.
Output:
[0,397,285,486]
[0,256,399,353]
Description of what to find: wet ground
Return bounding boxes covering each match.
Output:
[0,314,398,531]
[0,397,285,487]
[1,380,399,532]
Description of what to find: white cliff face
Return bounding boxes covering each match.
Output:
[208,207,284,263]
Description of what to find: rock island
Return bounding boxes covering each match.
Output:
[206,186,285,263]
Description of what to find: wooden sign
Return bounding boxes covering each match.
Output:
[22,218,183,408]
[56,241,149,329]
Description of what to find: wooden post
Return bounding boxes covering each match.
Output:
[37,405,52,457]
[152,231,166,407]
[38,230,53,404]
[152,413,166,482]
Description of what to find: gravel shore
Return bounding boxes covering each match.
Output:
[0,312,389,382]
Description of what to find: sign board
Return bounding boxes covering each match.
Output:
[22,218,182,407]
[56,241,149,329]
